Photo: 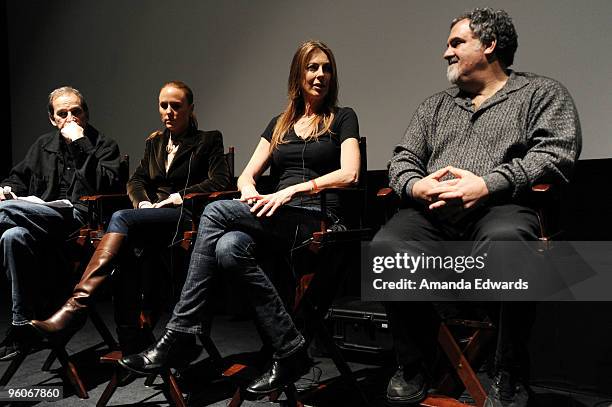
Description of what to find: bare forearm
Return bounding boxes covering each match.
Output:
[301,168,359,194]
[237,174,257,193]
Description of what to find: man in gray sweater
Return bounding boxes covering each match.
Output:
[376,8,581,407]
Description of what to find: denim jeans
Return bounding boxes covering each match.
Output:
[105,207,188,327]
[0,200,85,325]
[167,199,327,359]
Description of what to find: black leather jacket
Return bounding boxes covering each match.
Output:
[127,128,231,208]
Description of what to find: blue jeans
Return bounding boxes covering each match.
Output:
[105,207,188,327]
[167,199,327,359]
[0,200,86,325]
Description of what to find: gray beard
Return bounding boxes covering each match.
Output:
[446,65,459,84]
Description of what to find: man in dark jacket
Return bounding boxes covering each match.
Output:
[0,86,120,360]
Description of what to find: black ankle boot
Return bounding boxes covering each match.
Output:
[386,364,429,405]
[115,326,155,386]
[484,370,529,407]
[0,325,42,362]
[118,329,200,375]
[246,347,312,395]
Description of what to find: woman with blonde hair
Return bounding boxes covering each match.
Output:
[31,81,231,354]
[121,40,360,394]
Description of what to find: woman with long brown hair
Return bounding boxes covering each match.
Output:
[120,40,360,394]
[31,81,231,354]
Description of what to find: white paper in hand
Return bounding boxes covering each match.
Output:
[17,196,73,208]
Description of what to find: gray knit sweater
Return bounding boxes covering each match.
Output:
[389,71,581,204]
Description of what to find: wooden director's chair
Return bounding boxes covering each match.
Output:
[376,182,558,407]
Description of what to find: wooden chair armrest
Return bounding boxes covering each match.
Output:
[376,187,394,198]
[183,190,239,202]
[307,185,362,196]
[531,184,552,193]
[311,228,374,245]
[530,183,557,207]
[80,193,130,202]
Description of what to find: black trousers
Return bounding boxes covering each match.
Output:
[373,203,540,377]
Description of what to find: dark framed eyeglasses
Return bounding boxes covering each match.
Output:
[56,107,84,119]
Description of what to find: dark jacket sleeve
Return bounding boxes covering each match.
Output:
[180,131,231,196]
[69,129,121,196]
[127,139,155,208]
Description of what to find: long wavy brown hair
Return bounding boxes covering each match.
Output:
[270,40,339,150]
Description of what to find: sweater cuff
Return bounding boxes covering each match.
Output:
[482,172,512,200]
[405,178,420,200]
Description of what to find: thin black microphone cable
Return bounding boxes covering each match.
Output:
[166,149,194,299]
[169,150,193,248]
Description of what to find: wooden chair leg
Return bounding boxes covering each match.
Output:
[96,370,119,407]
[41,349,57,371]
[0,346,29,386]
[90,307,118,350]
[144,373,157,387]
[160,370,187,407]
[437,324,486,407]
[55,345,89,399]
[437,328,494,396]
[421,394,475,407]
[199,334,222,364]
[284,383,304,407]
[227,388,243,407]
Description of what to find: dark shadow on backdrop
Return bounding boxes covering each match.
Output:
[1,1,10,178]
[0,1,10,298]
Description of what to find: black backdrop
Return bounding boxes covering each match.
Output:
[1,2,11,178]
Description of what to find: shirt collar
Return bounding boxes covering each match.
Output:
[444,70,530,112]
[444,70,530,99]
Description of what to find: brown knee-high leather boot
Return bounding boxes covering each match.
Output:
[30,232,126,337]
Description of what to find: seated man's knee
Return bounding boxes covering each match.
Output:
[374,208,432,242]
[479,222,537,241]
[215,231,255,271]
[476,205,540,241]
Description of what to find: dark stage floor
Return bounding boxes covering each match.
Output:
[1,299,611,407]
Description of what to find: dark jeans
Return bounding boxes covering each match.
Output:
[374,204,539,376]
[167,199,327,359]
[0,200,85,325]
[106,207,188,328]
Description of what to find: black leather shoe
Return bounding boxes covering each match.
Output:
[0,325,41,362]
[484,370,529,407]
[118,329,200,375]
[386,365,428,405]
[246,347,312,395]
